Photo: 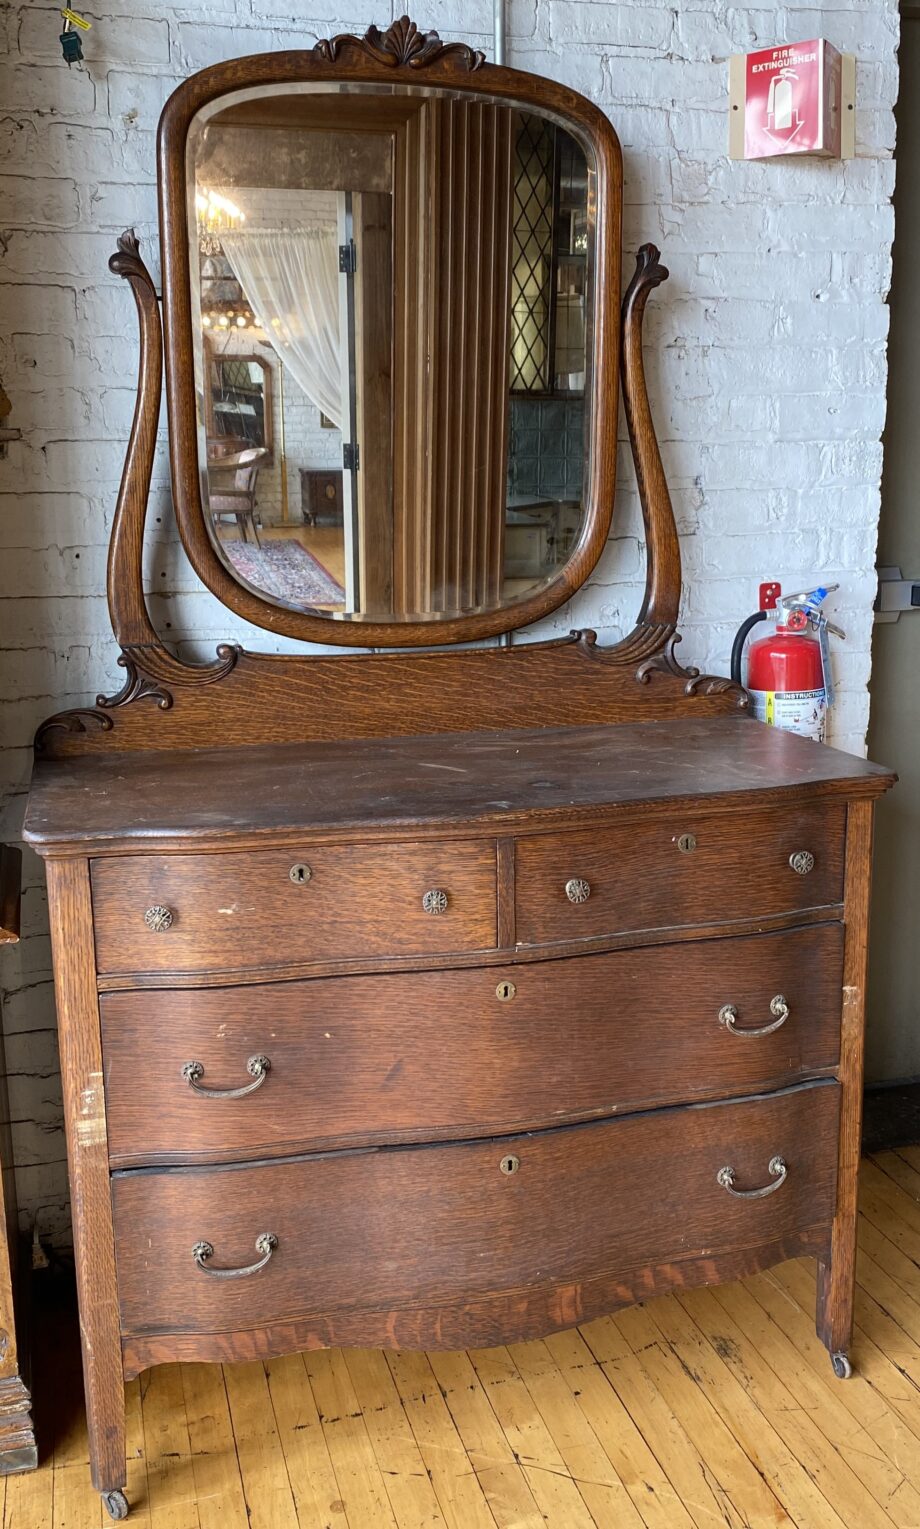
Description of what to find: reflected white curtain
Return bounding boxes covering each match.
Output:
[222,227,342,428]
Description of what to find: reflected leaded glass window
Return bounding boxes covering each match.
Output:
[510,114,554,392]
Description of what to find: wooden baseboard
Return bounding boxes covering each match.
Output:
[862,1078,920,1152]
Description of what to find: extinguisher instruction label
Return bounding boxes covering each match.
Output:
[751,688,827,743]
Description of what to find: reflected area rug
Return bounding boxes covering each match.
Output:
[220,538,345,605]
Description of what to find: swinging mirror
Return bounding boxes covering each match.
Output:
[160,35,622,643]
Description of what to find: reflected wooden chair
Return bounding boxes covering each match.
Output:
[208,446,268,546]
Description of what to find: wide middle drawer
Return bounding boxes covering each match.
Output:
[91,840,497,976]
[101,921,843,1166]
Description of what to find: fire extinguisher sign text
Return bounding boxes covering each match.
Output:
[728,38,854,161]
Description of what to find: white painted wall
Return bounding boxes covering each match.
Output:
[0,1,900,1244]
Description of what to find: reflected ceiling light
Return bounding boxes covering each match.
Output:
[196,186,245,256]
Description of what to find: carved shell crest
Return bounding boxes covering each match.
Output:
[314,15,486,71]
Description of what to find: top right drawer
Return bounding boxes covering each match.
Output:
[515,802,846,947]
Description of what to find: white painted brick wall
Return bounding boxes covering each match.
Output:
[0,0,899,1245]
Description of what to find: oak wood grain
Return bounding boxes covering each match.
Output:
[121,1226,832,1381]
[816,797,875,1361]
[92,903,845,993]
[33,633,752,762]
[91,839,497,978]
[113,1081,839,1352]
[516,800,847,946]
[100,922,843,1168]
[25,715,894,851]
[621,245,681,631]
[44,859,125,1496]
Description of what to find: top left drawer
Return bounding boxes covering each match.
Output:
[91,841,497,977]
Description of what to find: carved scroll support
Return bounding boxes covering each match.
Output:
[36,232,239,752]
[621,243,682,634]
[106,230,164,653]
[614,245,746,706]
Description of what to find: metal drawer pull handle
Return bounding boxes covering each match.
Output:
[181,1054,271,1099]
[717,1156,787,1199]
[789,850,815,875]
[422,888,449,914]
[719,995,789,1038]
[144,905,173,932]
[192,1233,278,1279]
[565,877,591,904]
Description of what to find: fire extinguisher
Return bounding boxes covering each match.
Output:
[731,583,845,744]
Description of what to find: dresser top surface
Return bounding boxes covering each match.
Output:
[24,714,894,853]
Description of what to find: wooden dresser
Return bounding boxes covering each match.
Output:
[23,20,895,1520]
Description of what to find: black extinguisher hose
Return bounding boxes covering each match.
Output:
[731,610,768,687]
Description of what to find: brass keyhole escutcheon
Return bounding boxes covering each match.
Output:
[496,980,516,1002]
[676,834,697,854]
[499,1154,520,1176]
[289,864,312,885]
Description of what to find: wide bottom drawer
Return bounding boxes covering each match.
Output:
[114,1081,839,1346]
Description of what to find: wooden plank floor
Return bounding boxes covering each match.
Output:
[7,1147,920,1529]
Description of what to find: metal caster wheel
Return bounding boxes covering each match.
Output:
[831,1351,853,1380]
[102,1489,129,1520]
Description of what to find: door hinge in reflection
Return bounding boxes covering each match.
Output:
[343,442,360,471]
[339,241,357,274]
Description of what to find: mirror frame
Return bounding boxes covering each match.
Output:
[158,18,623,646]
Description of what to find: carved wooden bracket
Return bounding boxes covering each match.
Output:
[103,234,243,706]
[614,244,745,705]
[313,16,486,72]
[621,243,682,635]
[35,232,243,751]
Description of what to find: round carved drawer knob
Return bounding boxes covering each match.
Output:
[144,905,173,933]
[789,850,815,875]
[422,888,449,915]
[565,877,591,904]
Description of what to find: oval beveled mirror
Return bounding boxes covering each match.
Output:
[160,32,622,643]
